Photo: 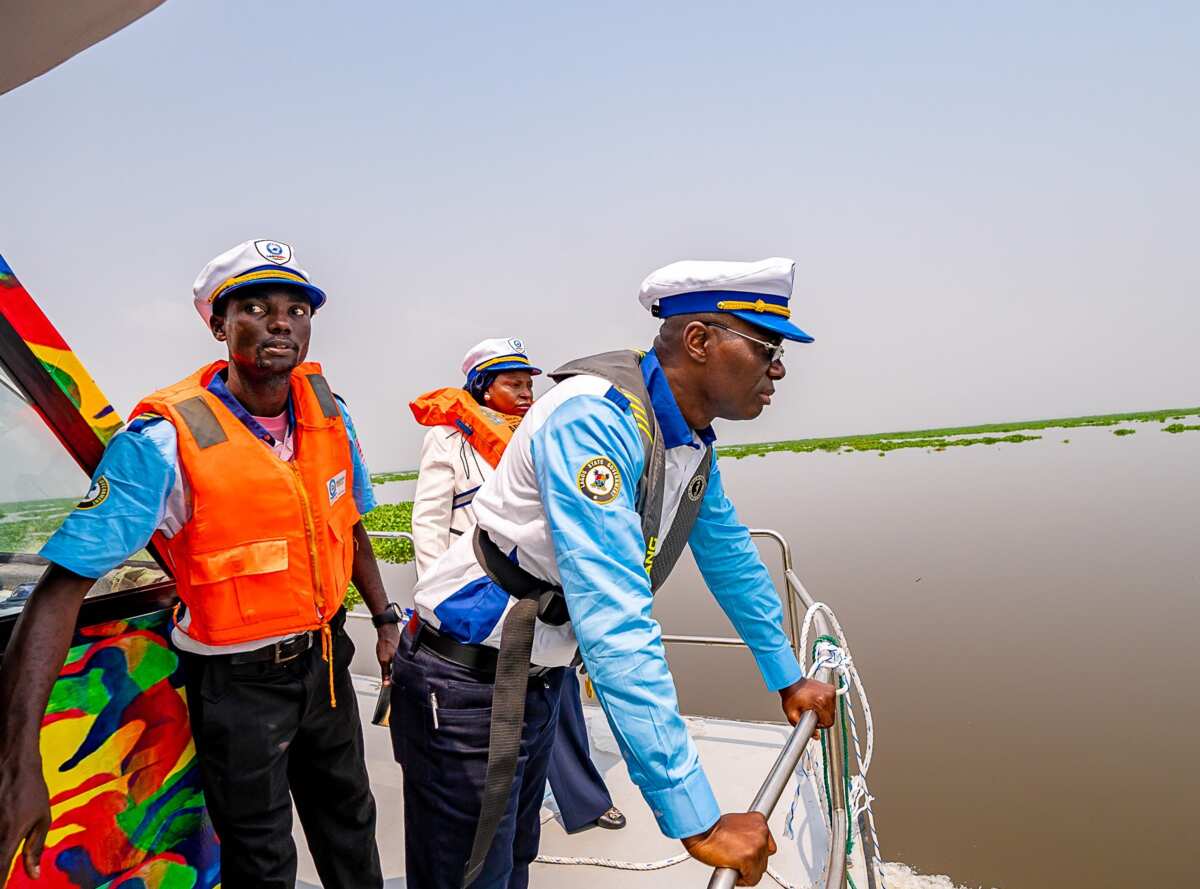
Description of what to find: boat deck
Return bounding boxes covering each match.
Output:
[293,676,870,889]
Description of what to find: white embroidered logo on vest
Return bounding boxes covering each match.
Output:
[327,470,347,505]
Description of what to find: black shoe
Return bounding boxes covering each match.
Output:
[595,806,626,829]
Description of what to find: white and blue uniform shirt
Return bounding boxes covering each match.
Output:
[40,370,376,655]
[412,348,803,840]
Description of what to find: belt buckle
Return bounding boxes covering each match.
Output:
[273,633,309,664]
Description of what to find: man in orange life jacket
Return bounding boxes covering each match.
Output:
[0,240,400,889]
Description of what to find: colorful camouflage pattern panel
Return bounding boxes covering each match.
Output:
[0,254,123,444]
[3,610,219,888]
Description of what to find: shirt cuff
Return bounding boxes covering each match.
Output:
[641,766,721,839]
[355,486,378,515]
[753,643,804,692]
[39,533,107,580]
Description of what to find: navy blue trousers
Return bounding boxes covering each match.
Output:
[390,628,564,889]
[546,671,614,831]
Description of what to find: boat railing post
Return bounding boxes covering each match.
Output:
[708,535,850,889]
[812,611,849,889]
[364,530,415,544]
[750,528,802,661]
[782,566,849,889]
[705,662,843,889]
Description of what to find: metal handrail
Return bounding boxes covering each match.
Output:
[354,529,805,651]
[357,526,854,889]
[706,660,839,889]
[642,529,808,658]
[707,529,849,889]
[347,531,417,623]
[748,528,804,659]
[365,531,415,542]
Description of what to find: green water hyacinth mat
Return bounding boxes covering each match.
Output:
[347,502,414,608]
[717,406,1200,459]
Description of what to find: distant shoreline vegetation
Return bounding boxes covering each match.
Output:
[717,406,1200,459]
[0,497,78,553]
[370,470,418,484]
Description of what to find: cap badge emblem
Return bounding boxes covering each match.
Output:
[254,240,293,264]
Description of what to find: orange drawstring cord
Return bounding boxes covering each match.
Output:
[320,624,337,708]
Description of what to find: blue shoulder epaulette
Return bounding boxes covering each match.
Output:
[603,385,630,411]
[126,413,165,434]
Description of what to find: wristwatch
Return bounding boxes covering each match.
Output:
[371,602,404,628]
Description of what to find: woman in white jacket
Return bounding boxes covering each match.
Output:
[409,337,625,832]
[410,339,534,576]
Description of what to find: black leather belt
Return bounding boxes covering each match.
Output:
[229,632,314,665]
[223,608,347,665]
[408,615,550,678]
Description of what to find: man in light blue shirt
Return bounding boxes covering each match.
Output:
[396,258,836,888]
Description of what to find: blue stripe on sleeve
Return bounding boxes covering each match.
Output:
[432,575,511,644]
[336,398,377,515]
[39,426,176,579]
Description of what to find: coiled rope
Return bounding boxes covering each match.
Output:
[787,602,886,889]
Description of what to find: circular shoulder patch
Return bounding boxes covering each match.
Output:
[577,457,622,505]
[77,476,110,510]
[686,474,707,502]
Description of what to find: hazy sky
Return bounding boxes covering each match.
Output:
[3,1,1197,471]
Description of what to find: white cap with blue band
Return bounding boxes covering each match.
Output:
[192,239,327,326]
[637,257,813,343]
[461,337,543,384]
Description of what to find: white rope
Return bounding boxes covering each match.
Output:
[765,865,800,889]
[533,852,689,870]
[784,744,829,841]
[798,601,874,774]
[796,601,888,889]
[533,853,804,889]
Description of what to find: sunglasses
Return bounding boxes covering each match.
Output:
[706,321,786,365]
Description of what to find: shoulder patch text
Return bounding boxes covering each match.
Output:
[77,477,110,511]
[577,456,622,505]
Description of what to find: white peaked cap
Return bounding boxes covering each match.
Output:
[192,239,326,326]
[636,257,813,343]
[460,337,543,380]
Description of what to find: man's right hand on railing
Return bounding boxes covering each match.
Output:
[779,677,836,729]
[682,812,776,886]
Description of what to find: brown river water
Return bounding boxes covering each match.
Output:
[375,422,1199,889]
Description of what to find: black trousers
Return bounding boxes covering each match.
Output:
[182,618,383,889]
[546,670,614,831]
[389,627,565,889]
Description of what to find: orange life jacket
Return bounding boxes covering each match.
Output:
[131,360,359,647]
[409,387,521,468]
